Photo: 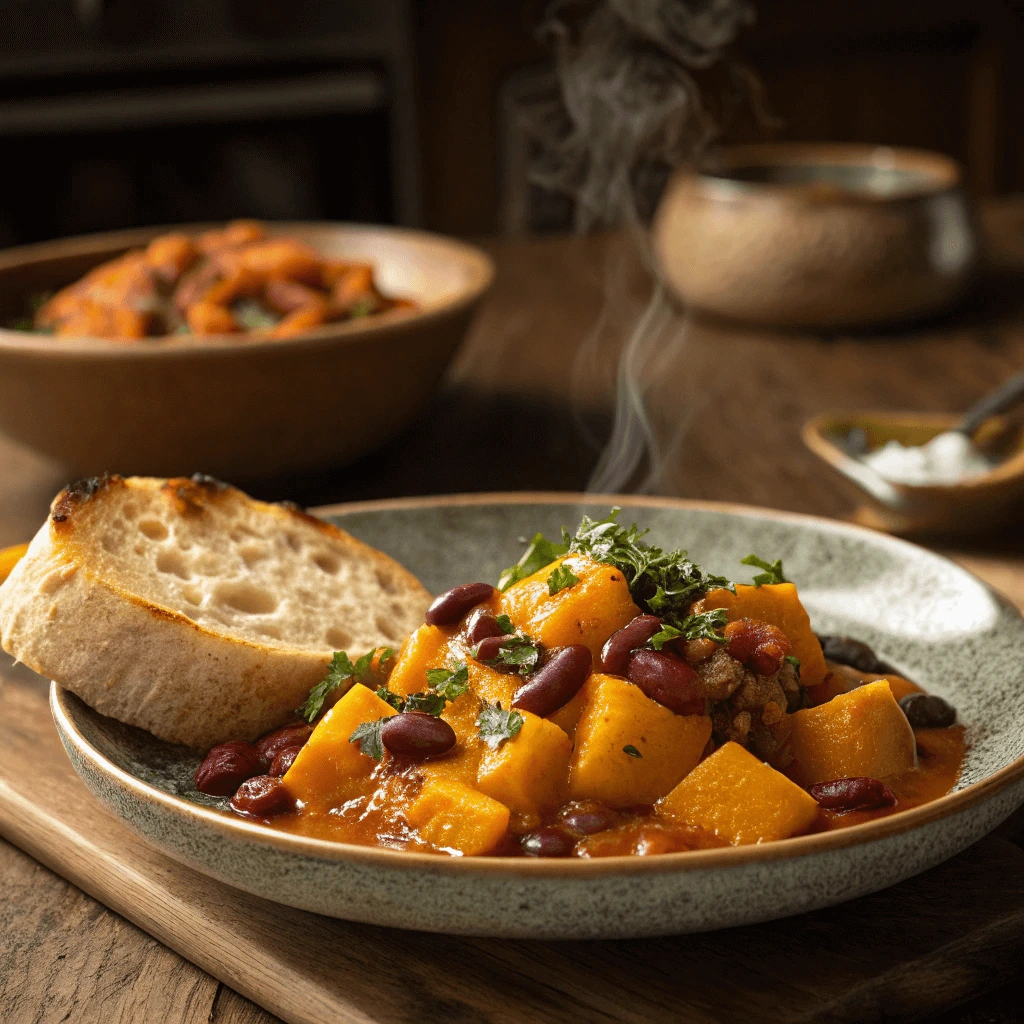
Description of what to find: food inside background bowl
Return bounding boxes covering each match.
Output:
[18,219,414,341]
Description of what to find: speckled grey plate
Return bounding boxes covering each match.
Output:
[51,493,1024,939]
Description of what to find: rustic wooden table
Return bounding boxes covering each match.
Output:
[3,198,1024,1023]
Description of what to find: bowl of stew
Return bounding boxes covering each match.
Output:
[0,221,493,478]
[50,494,1024,938]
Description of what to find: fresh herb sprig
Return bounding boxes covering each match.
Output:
[476,700,524,748]
[742,554,789,587]
[425,661,470,701]
[298,647,394,722]
[473,633,542,676]
[566,509,734,628]
[349,719,386,761]
[498,533,569,591]
[547,563,579,596]
[647,609,729,651]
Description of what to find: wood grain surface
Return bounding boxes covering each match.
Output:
[2,198,1024,1023]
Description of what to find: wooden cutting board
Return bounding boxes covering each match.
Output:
[4,663,1024,1024]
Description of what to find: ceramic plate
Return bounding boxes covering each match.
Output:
[51,494,1024,939]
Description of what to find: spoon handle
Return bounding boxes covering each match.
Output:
[959,371,1024,435]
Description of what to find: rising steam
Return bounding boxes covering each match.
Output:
[527,0,756,492]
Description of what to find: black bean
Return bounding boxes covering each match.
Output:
[521,826,575,857]
[466,609,505,644]
[626,649,705,715]
[474,634,517,662]
[899,692,957,728]
[600,614,663,675]
[817,634,892,674]
[512,644,592,717]
[381,711,457,759]
[425,582,497,627]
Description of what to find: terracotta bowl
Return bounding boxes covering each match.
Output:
[803,411,1024,535]
[653,144,978,329]
[49,493,1024,938]
[0,223,494,479]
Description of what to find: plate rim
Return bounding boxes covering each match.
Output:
[51,490,1024,878]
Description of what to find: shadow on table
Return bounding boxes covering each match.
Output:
[241,387,610,510]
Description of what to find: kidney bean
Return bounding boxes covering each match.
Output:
[269,746,302,777]
[194,740,263,796]
[818,634,891,674]
[600,614,663,675]
[381,711,457,759]
[561,805,616,836]
[626,649,705,715]
[425,582,497,626]
[255,723,313,767]
[474,634,517,662]
[900,692,957,728]
[809,777,897,811]
[521,826,576,857]
[512,644,592,717]
[466,609,505,644]
[230,775,294,817]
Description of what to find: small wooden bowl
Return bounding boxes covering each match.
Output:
[0,223,494,479]
[653,144,978,329]
[803,411,1024,535]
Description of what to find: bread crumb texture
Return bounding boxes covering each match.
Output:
[49,474,429,655]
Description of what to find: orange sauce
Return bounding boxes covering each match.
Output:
[259,661,965,856]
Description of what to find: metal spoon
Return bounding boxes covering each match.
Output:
[957,370,1024,436]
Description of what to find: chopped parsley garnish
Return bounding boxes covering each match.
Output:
[498,533,569,591]
[476,701,524,748]
[566,509,734,627]
[474,633,542,676]
[742,554,789,587]
[349,719,386,761]
[623,744,643,758]
[547,563,579,596]
[298,648,392,722]
[647,609,729,650]
[784,655,801,678]
[375,686,404,711]
[403,691,448,716]
[494,613,515,634]
[425,660,470,701]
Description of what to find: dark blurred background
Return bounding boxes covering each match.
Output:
[2,0,1021,247]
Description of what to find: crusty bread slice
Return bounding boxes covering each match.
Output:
[0,474,431,749]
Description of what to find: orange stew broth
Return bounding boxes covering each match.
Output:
[260,659,965,856]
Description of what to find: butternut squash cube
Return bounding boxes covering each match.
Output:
[406,778,510,856]
[546,676,594,741]
[283,683,396,807]
[788,679,918,786]
[568,674,711,808]
[658,741,819,845]
[477,711,572,817]
[699,583,827,686]
[387,624,449,697]
[467,658,519,710]
[501,554,640,659]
